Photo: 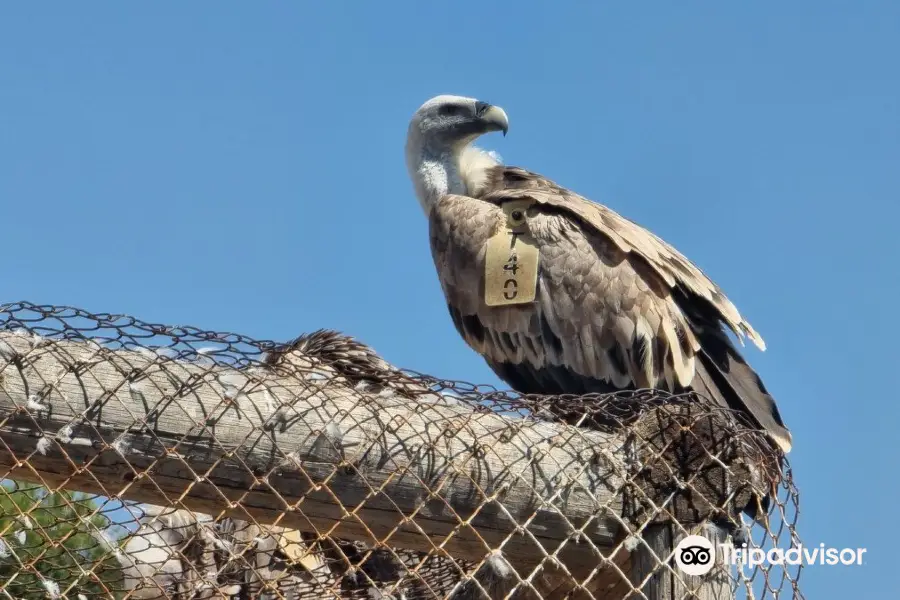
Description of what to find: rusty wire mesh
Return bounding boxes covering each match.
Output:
[0,301,802,599]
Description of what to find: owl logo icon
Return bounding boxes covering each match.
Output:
[674,535,716,576]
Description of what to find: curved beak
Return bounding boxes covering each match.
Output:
[475,102,509,137]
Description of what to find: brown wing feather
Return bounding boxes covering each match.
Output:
[428,165,791,452]
[429,190,696,393]
[481,166,765,350]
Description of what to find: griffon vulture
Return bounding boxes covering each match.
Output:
[405,94,791,453]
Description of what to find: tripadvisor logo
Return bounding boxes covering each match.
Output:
[674,535,715,576]
[673,534,868,575]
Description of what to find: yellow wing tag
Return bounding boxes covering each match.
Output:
[485,200,540,307]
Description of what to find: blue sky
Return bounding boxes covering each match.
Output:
[1,2,897,597]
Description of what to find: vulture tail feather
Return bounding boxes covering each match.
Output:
[691,332,792,454]
[691,333,788,524]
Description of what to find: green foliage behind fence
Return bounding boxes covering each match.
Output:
[0,481,124,599]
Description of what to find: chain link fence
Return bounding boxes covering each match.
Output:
[0,301,802,599]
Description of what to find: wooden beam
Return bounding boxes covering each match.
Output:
[0,330,746,598]
[0,333,628,582]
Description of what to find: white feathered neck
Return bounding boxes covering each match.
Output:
[406,134,501,214]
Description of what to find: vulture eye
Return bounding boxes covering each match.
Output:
[438,104,468,117]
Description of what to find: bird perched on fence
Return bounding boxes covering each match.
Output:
[263,328,434,399]
[405,94,791,454]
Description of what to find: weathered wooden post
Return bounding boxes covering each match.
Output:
[0,303,790,599]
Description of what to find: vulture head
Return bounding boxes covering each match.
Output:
[409,94,508,143]
[406,95,509,212]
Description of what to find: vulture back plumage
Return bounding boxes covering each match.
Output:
[429,166,791,454]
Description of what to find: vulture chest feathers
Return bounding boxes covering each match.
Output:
[428,164,792,453]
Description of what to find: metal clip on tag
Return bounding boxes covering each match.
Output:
[484,200,540,307]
